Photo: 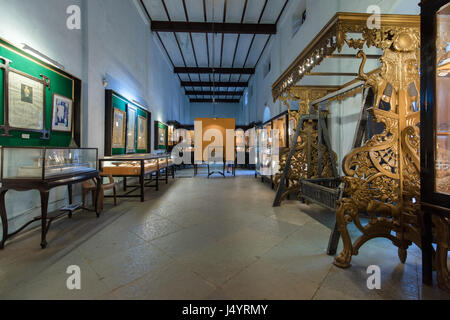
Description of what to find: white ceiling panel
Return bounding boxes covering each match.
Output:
[221,34,239,67]
[179,74,190,81]
[164,0,186,21]
[142,0,167,20]
[200,74,210,81]
[175,32,197,65]
[208,33,223,68]
[232,34,253,67]
[226,0,247,23]
[243,0,267,23]
[158,32,184,65]
[260,0,285,24]
[244,34,269,67]
[205,0,225,22]
[186,0,205,22]
[191,33,209,67]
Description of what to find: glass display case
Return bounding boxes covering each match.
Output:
[420,0,450,290]
[100,153,172,177]
[1,147,98,180]
[99,153,174,202]
[288,111,301,144]
[256,111,290,182]
[273,115,287,148]
[260,123,272,177]
[435,4,450,196]
[0,147,100,249]
[255,126,262,177]
[421,0,450,206]
[236,129,246,154]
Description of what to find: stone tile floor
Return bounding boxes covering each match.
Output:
[0,169,449,300]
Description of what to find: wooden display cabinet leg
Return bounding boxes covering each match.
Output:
[94,176,102,218]
[91,190,95,208]
[40,190,50,249]
[165,167,168,184]
[421,210,433,286]
[113,186,117,206]
[140,173,145,202]
[327,222,341,256]
[67,184,73,218]
[156,171,159,191]
[123,177,127,191]
[0,188,9,249]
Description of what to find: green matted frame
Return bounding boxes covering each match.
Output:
[105,89,151,156]
[154,121,168,151]
[0,37,81,147]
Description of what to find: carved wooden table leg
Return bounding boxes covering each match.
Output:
[433,215,450,292]
[68,184,73,218]
[94,175,102,218]
[40,190,50,249]
[0,188,9,249]
[421,210,433,286]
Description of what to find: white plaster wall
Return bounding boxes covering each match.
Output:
[0,0,83,78]
[188,102,245,125]
[0,0,188,232]
[83,0,189,155]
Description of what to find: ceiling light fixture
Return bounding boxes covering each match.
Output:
[21,43,65,70]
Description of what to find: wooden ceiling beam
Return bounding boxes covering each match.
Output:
[185,90,244,96]
[151,21,276,34]
[190,99,241,103]
[181,81,248,87]
[175,67,255,74]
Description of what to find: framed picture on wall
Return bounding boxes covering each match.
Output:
[137,115,147,150]
[154,121,168,150]
[8,70,45,131]
[51,94,73,132]
[126,106,137,153]
[112,108,126,149]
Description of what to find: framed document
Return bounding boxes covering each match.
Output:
[51,94,73,132]
[112,108,126,149]
[137,115,147,150]
[154,121,168,150]
[126,106,137,154]
[8,70,45,131]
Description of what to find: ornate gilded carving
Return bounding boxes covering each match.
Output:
[334,28,422,268]
[272,13,420,101]
[274,87,338,202]
[334,27,449,292]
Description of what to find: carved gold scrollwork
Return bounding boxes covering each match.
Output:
[274,87,338,202]
[334,27,449,292]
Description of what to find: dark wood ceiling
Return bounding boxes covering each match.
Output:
[139,0,289,103]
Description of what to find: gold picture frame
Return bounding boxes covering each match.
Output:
[8,69,45,131]
[137,115,147,151]
[126,106,137,154]
[112,108,126,149]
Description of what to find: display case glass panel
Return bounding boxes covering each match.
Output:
[1,147,97,180]
[435,3,450,195]
[272,116,287,148]
[260,125,272,176]
[255,128,262,173]
[236,129,246,153]
[100,153,170,176]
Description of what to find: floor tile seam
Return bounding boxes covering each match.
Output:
[310,264,334,300]
[106,255,178,294]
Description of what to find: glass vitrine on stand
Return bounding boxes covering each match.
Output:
[99,153,174,202]
[0,147,100,249]
[420,0,450,291]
